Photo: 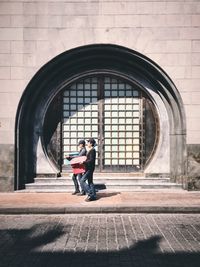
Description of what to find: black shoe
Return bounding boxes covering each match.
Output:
[72,191,80,195]
[85,196,97,202]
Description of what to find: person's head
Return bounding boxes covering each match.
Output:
[78,139,85,148]
[86,138,96,148]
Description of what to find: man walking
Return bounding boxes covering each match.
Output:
[80,138,97,201]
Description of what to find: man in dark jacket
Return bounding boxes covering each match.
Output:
[71,140,87,195]
[80,138,97,201]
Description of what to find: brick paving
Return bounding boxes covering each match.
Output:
[0,214,200,267]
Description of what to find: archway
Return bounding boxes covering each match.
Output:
[15,44,186,190]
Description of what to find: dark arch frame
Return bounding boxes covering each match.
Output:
[15,44,186,190]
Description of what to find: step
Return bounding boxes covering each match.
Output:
[25,182,182,191]
[61,172,145,177]
[25,172,182,192]
[34,177,171,185]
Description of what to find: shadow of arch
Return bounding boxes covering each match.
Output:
[15,44,186,190]
[1,224,200,267]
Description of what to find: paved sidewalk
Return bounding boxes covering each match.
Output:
[0,190,200,214]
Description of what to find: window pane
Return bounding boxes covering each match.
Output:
[85,125,91,131]
[112,139,118,144]
[134,145,140,151]
[119,159,125,165]
[71,132,77,138]
[105,84,110,90]
[119,90,125,97]
[77,84,83,89]
[126,159,132,165]
[91,105,98,110]
[63,132,69,138]
[105,125,111,131]
[63,111,69,118]
[105,152,111,158]
[112,125,118,131]
[71,146,77,151]
[71,125,77,131]
[119,145,125,151]
[133,152,140,158]
[126,152,132,158]
[92,125,98,131]
[105,159,111,165]
[133,125,139,131]
[64,91,70,96]
[133,132,140,138]
[112,159,118,165]
[105,139,111,145]
[85,132,90,138]
[92,132,98,138]
[119,118,125,124]
[78,118,84,124]
[133,139,140,145]
[105,91,110,97]
[104,145,111,151]
[112,132,118,138]
[92,84,97,90]
[78,125,84,131]
[63,139,69,144]
[119,132,125,138]
[112,146,118,151]
[133,159,140,165]
[112,152,118,158]
[70,118,76,124]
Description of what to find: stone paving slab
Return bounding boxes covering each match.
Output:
[0,191,200,214]
[0,214,200,267]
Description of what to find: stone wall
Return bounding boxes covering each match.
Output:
[0,144,14,191]
[0,0,200,190]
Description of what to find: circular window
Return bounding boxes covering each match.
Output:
[43,74,159,173]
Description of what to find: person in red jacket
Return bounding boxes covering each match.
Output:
[80,138,97,201]
[70,140,87,195]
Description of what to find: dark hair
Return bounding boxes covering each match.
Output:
[87,138,96,147]
[78,139,85,146]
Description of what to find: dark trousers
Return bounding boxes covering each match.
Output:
[72,173,84,193]
[80,170,96,198]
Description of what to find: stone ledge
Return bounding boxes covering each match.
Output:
[0,205,200,215]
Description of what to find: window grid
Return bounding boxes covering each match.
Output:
[103,77,143,168]
[62,76,145,170]
[62,77,99,165]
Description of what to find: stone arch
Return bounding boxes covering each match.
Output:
[15,44,186,190]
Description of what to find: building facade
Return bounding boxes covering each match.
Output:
[0,0,200,191]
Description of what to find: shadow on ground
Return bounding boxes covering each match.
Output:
[0,223,200,267]
[97,192,120,199]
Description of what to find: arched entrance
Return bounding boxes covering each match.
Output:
[15,44,186,190]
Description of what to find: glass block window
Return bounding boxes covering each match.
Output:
[63,77,99,165]
[103,77,143,169]
[61,75,155,172]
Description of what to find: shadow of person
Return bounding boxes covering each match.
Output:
[96,192,121,199]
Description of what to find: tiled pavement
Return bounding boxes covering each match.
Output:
[0,214,200,267]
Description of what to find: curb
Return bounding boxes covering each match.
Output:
[0,205,200,214]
